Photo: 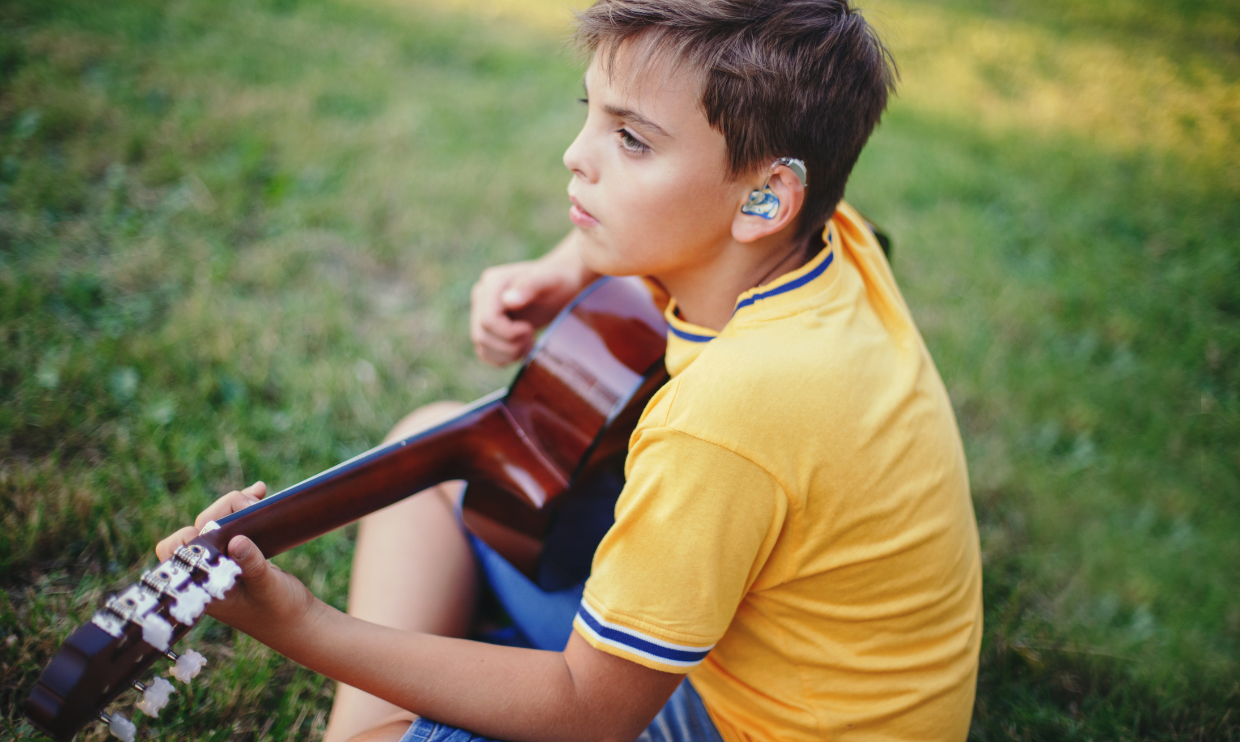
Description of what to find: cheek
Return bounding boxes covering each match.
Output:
[615,163,733,239]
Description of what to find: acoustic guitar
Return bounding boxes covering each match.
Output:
[24,275,669,742]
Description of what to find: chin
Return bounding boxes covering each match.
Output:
[582,256,628,278]
[578,240,619,276]
[579,233,654,278]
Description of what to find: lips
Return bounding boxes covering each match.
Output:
[569,196,599,228]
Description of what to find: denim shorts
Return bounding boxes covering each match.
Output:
[399,678,724,742]
[396,532,724,742]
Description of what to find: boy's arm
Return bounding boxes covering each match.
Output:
[271,594,682,742]
[156,488,683,742]
[470,229,599,366]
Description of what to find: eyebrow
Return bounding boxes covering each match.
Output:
[603,105,670,138]
[582,77,670,138]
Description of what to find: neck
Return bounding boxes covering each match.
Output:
[659,232,812,331]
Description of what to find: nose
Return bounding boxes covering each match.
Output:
[563,124,597,184]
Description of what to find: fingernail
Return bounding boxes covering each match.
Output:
[502,289,522,305]
[232,539,252,560]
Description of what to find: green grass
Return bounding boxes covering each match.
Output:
[1,0,1237,739]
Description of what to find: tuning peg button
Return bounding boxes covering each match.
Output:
[100,710,136,742]
[141,613,173,651]
[135,676,176,717]
[170,583,211,625]
[203,556,242,599]
[169,648,208,683]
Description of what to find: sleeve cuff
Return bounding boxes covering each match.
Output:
[572,599,715,674]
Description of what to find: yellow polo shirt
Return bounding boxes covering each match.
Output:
[573,202,983,741]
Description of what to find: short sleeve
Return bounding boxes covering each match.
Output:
[573,426,787,673]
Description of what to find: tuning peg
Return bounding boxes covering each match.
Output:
[169,583,211,625]
[141,613,173,652]
[99,710,136,742]
[166,648,208,683]
[134,676,176,717]
[203,556,242,599]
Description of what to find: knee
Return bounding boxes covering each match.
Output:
[384,401,465,444]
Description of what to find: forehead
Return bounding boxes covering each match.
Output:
[586,41,706,130]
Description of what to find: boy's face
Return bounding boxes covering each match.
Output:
[564,47,752,281]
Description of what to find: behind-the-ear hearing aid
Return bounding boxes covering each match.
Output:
[740,157,809,220]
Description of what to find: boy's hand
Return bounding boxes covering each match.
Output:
[155,482,318,638]
[470,261,581,366]
[470,231,598,366]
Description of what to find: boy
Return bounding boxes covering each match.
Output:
[158,0,982,740]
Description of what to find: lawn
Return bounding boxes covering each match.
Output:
[1,0,1237,739]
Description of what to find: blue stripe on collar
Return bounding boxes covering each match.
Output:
[733,248,834,315]
[668,324,716,343]
[668,227,834,341]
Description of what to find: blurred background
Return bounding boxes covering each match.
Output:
[0,0,1236,739]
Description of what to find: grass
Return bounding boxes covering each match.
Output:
[0,0,1237,739]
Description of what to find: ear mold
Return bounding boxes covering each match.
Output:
[741,186,781,219]
[739,157,808,221]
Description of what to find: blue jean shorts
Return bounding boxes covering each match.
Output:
[399,678,723,742]
[396,532,723,742]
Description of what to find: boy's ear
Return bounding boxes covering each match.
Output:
[731,164,806,244]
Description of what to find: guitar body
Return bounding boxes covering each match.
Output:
[460,275,670,588]
[25,275,668,741]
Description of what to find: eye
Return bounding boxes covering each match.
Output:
[617,128,650,154]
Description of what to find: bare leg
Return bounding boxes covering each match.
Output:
[340,713,419,742]
[324,402,476,742]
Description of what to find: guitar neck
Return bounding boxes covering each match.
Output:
[201,390,567,558]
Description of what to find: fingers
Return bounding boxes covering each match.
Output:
[468,259,584,366]
[156,526,199,562]
[157,481,267,562]
[470,267,536,367]
[472,319,535,367]
[227,535,269,584]
[215,535,318,633]
[500,270,556,313]
[194,481,267,530]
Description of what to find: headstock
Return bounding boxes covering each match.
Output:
[25,537,240,741]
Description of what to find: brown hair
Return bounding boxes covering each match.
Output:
[575,0,897,244]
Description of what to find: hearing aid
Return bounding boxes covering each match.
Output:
[740,157,808,220]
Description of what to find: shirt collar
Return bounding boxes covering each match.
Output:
[661,221,838,377]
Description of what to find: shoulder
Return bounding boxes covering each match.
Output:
[648,322,859,443]
[642,311,947,493]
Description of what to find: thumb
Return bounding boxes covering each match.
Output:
[500,271,557,311]
[227,535,270,583]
